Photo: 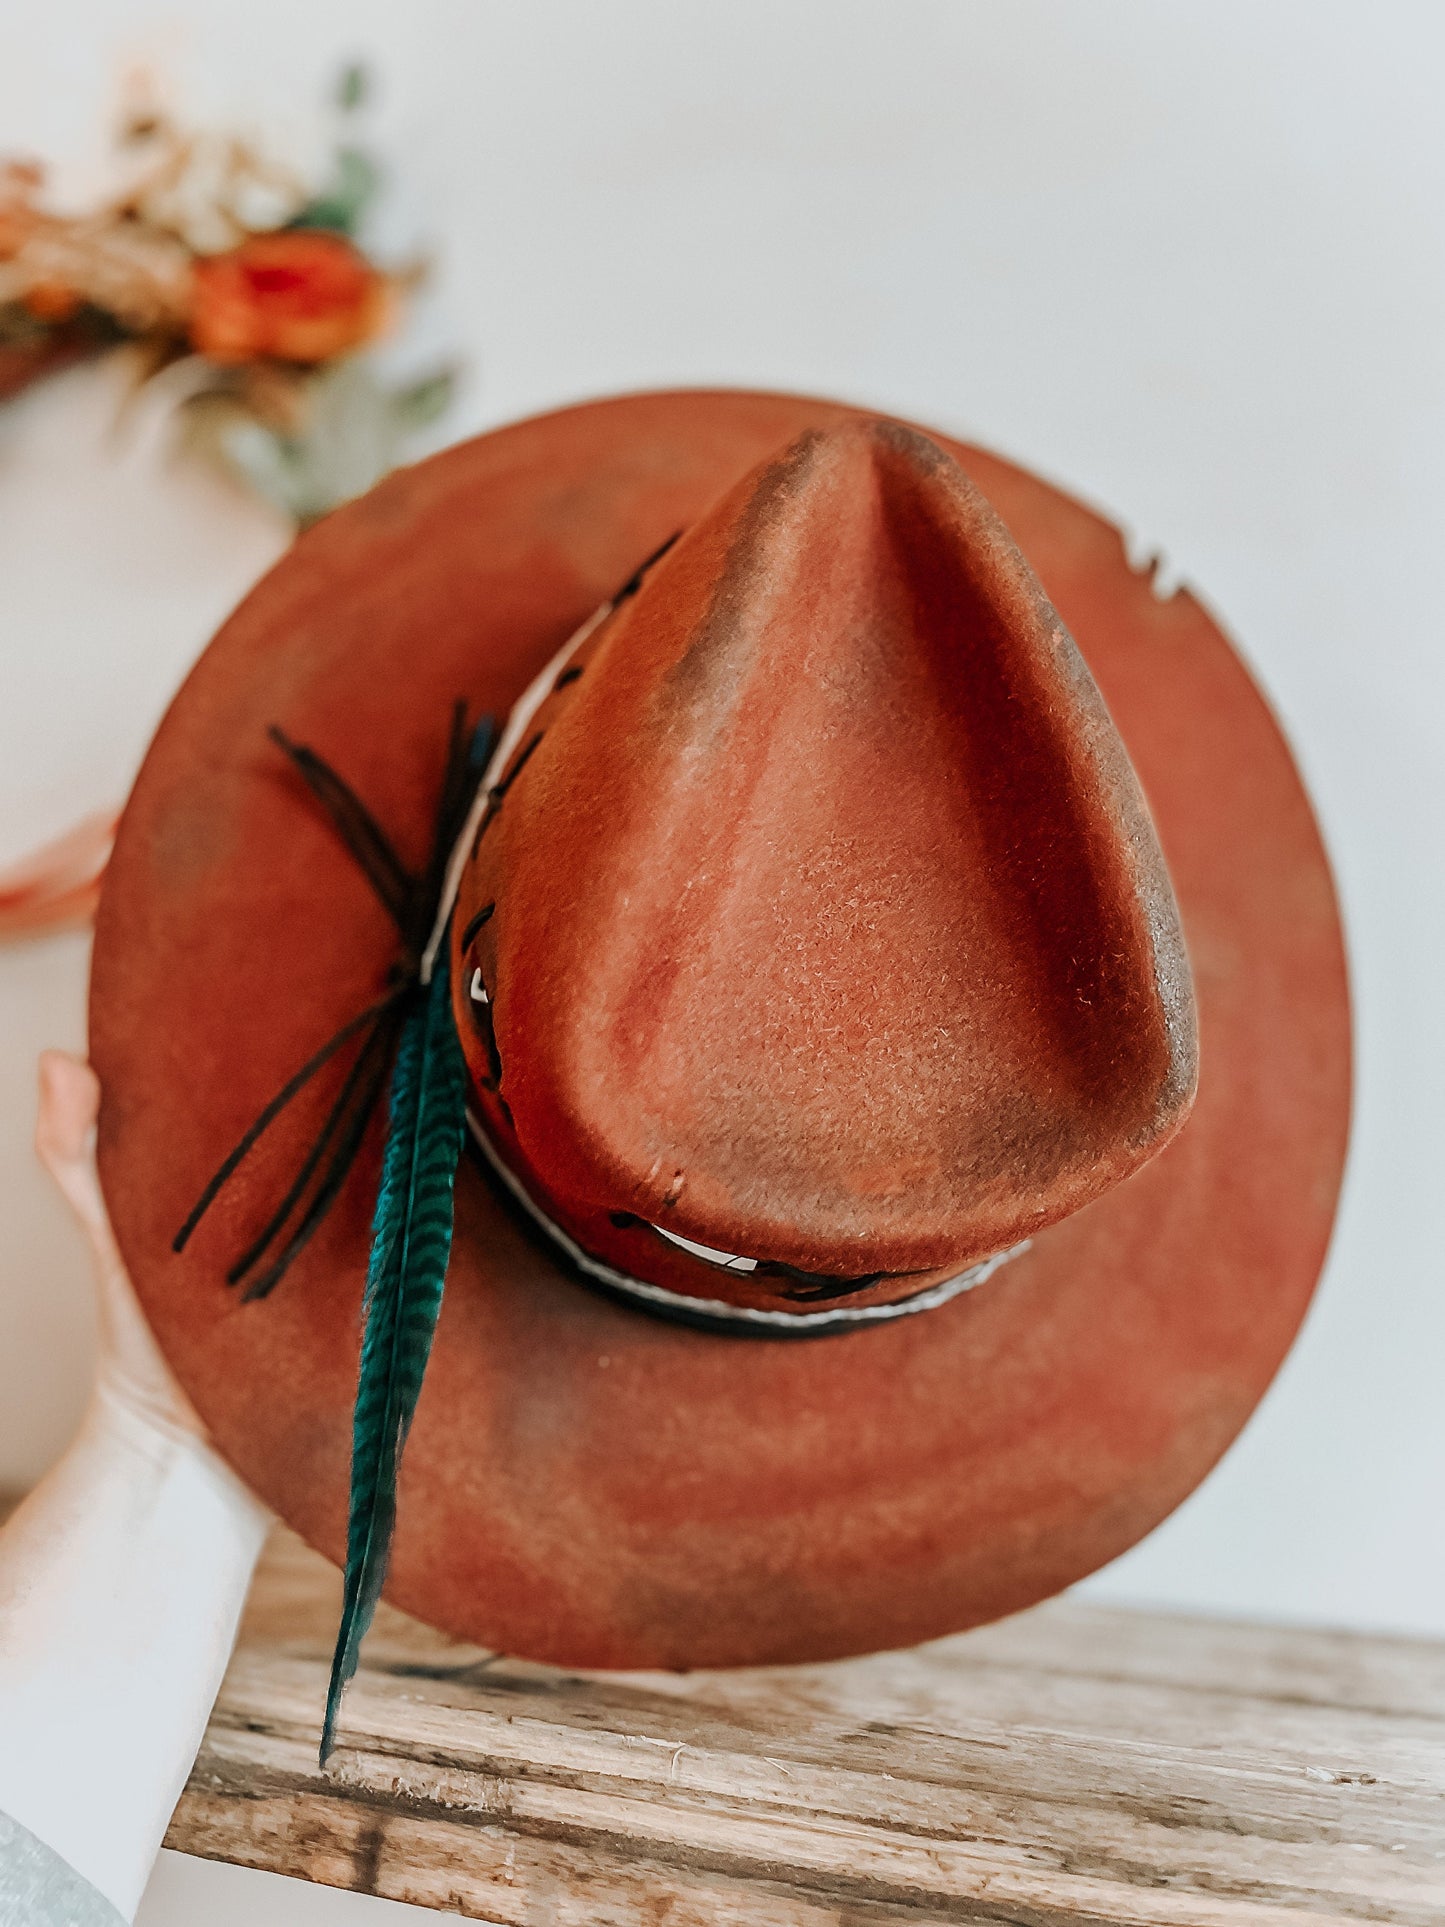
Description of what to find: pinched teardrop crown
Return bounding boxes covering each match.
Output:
[450,418,1197,1317]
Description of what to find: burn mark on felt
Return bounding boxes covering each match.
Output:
[468,729,545,862]
[493,731,544,800]
[472,989,505,1091]
[612,529,683,606]
[461,901,495,952]
[464,732,549,1107]
[465,904,503,1090]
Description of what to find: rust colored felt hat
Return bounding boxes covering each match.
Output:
[91,390,1349,1701]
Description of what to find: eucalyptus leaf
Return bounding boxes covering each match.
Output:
[177,359,458,527]
[394,369,457,431]
[217,416,313,522]
[336,62,370,113]
[290,147,381,238]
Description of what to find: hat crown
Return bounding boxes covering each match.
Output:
[453,418,1196,1313]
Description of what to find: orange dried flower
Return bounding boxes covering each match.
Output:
[22,281,82,322]
[189,229,391,365]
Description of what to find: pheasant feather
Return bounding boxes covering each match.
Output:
[321,949,468,1763]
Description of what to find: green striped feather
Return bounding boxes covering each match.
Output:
[321,951,468,1764]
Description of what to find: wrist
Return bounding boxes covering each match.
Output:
[0,1385,271,1917]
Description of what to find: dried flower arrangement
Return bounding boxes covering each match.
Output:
[0,67,459,942]
[0,64,455,527]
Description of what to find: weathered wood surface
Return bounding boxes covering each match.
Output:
[161,1527,1445,1925]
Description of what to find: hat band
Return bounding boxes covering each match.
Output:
[420,534,684,987]
[464,1107,1027,1337]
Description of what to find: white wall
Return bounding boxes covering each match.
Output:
[1,5,1441,1917]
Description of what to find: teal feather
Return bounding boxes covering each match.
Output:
[321,950,468,1764]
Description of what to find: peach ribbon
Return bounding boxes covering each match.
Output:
[0,810,118,941]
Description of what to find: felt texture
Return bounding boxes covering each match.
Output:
[453,418,1196,1311]
[90,390,1350,1670]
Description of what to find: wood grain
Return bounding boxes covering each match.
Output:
[164,1527,1445,1924]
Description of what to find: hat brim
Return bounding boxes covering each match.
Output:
[91,390,1349,1667]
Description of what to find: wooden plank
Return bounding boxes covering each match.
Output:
[163,1527,1445,1924]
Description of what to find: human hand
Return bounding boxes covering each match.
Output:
[34,1049,207,1449]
